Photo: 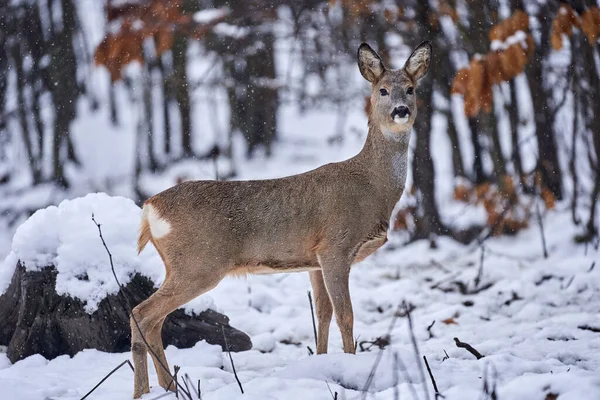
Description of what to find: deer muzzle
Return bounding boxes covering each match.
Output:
[391,106,410,124]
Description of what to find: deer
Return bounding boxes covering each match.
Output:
[131,40,431,398]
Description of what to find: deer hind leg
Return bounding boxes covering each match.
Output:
[309,270,333,354]
[131,263,226,398]
[318,253,355,354]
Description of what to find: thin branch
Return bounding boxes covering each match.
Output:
[361,304,403,398]
[453,337,484,360]
[535,203,549,258]
[423,356,444,399]
[308,290,318,350]
[222,326,244,394]
[80,360,135,400]
[474,245,485,288]
[91,215,192,400]
[404,302,429,400]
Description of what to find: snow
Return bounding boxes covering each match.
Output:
[0,193,166,313]
[0,4,599,400]
[193,8,230,24]
[0,200,599,399]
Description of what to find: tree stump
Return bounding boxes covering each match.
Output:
[0,262,252,363]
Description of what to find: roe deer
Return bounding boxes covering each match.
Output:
[132,41,431,398]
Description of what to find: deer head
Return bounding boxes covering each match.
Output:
[358,41,432,139]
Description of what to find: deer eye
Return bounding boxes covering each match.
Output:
[379,88,389,96]
[406,87,414,95]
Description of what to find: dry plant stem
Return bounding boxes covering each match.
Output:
[361,304,403,398]
[222,326,244,394]
[393,352,400,400]
[91,215,192,400]
[536,202,549,258]
[453,337,484,359]
[80,360,135,400]
[308,290,318,349]
[174,365,180,399]
[404,302,429,400]
[396,352,422,400]
[423,356,443,398]
[474,245,485,288]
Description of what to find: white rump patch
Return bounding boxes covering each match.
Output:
[146,204,171,238]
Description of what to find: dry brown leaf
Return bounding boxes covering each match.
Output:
[510,10,529,33]
[465,59,484,117]
[442,317,458,325]
[541,188,556,210]
[451,68,470,95]
[581,7,600,44]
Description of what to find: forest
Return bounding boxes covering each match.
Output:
[0,0,598,248]
[0,1,600,400]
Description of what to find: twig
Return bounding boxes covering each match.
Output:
[587,261,595,272]
[474,245,485,288]
[80,360,135,400]
[427,321,435,339]
[393,352,400,400]
[198,379,202,400]
[396,352,422,400]
[361,304,403,398]
[325,381,338,400]
[174,365,180,399]
[423,356,444,398]
[308,291,318,350]
[91,215,192,400]
[442,350,450,362]
[404,302,429,400]
[453,337,484,360]
[222,326,244,394]
[535,202,548,258]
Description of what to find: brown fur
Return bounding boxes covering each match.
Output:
[137,205,151,254]
[130,41,432,398]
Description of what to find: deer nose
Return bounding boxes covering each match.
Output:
[391,106,410,119]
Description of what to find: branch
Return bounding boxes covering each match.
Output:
[80,360,135,400]
[423,356,444,398]
[91,215,193,400]
[453,337,484,359]
[222,325,244,394]
[308,291,318,350]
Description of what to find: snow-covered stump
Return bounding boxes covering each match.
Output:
[0,193,252,363]
[0,262,251,363]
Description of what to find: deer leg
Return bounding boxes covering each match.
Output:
[319,254,355,354]
[309,270,333,354]
[131,307,150,398]
[131,267,224,397]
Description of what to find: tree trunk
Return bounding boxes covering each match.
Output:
[508,80,524,178]
[410,0,446,239]
[525,4,563,199]
[48,0,80,188]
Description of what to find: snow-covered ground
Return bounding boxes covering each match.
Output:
[1,4,599,399]
[1,184,599,400]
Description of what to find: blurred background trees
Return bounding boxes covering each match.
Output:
[0,0,598,245]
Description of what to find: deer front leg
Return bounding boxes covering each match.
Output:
[318,253,355,354]
[309,270,333,354]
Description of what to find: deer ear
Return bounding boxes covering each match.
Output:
[404,41,432,83]
[358,43,385,84]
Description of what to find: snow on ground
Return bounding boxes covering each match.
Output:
[0,193,598,399]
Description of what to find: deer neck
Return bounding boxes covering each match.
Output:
[354,121,411,211]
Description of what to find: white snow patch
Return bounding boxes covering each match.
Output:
[193,7,230,24]
[0,193,211,314]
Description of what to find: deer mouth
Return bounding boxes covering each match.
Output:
[393,115,410,124]
[391,106,410,124]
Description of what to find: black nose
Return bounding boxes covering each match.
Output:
[391,106,410,119]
